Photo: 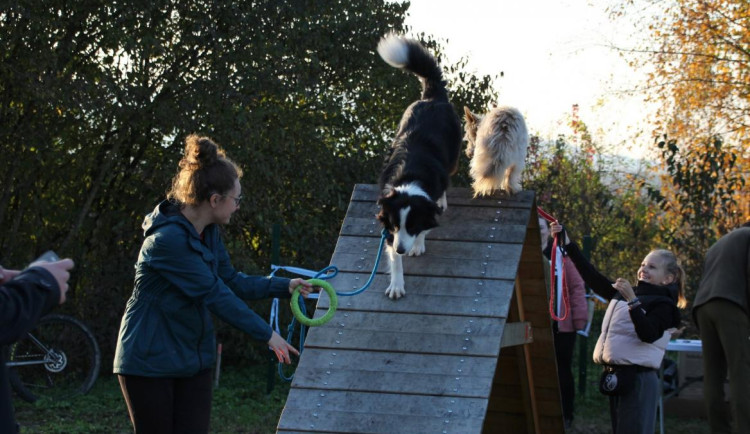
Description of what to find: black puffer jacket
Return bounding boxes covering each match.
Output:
[564,241,681,343]
[1,267,61,434]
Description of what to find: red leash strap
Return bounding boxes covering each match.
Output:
[537,207,570,321]
[536,206,557,223]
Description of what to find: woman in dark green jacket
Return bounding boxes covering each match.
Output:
[114,134,314,433]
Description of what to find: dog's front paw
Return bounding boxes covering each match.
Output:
[437,192,448,212]
[385,283,405,299]
[408,242,426,256]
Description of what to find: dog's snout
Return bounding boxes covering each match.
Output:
[396,245,406,255]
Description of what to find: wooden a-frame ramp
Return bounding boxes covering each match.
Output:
[277,184,564,434]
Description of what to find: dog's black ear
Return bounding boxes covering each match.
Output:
[377,184,395,205]
[376,207,395,234]
[376,196,392,225]
[376,208,386,223]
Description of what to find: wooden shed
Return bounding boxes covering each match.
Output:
[277,184,564,433]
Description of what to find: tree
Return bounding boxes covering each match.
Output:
[643,134,745,303]
[524,106,661,285]
[608,0,750,309]
[612,0,750,228]
[0,0,496,363]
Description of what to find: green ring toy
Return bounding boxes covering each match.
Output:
[290,278,337,327]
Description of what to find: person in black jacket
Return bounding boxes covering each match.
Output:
[1,258,74,434]
[550,222,686,434]
[693,221,750,434]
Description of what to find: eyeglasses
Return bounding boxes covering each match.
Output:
[223,194,242,206]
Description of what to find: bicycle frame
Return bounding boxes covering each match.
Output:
[7,332,67,372]
[7,313,101,403]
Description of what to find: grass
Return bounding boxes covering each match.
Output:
[13,351,711,433]
[568,373,711,434]
[567,335,711,434]
[14,363,291,433]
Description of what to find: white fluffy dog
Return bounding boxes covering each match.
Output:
[463,106,529,196]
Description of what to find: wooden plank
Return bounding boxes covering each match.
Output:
[517,215,565,434]
[486,396,526,413]
[522,311,554,328]
[528,386,564,403]
[536,398,566,417]
[517,262,549,282]
[483,413,527,434]
[514,293,549,313]
[315,273,515,318]
[329,236,524,280]
[340,201,531,243]
[500,322,533,348]
[303,311,507,357]
[514,279,541,434]
[291,348,496,398]
[351,183,535,208]
[342,198,532,224]
[538,417,566,434]
[278,389,487,433]
[523,364,562,389]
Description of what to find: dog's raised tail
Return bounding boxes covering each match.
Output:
[377,34,446,101]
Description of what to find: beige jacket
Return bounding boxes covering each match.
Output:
[593,299,670,369]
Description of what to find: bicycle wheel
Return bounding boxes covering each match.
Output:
[8,314,101,403]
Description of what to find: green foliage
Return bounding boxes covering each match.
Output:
[645,134,746,304]
[0,0,496,365]
[653,135,745,236]
[524,114,660,285]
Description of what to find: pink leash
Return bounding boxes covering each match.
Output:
[537,207,570,321]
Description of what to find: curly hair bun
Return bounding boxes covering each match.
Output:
[181,134,226,169]
[167,134,241,206]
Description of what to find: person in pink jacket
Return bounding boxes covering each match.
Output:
[539,217,588,429]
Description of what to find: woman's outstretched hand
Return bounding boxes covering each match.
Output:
[267,331,300,364]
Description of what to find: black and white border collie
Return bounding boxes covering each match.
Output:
[375,34,462,300]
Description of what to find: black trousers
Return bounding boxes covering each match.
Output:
[696,299,750,434]
[118,369,213,434]
[553,330,577,422]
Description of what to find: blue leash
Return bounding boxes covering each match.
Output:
[269,229,388,381]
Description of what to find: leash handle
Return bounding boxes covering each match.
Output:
[537,207,570,321]
[549,242,570,321]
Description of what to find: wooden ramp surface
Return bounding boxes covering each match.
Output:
[277,184,563,434]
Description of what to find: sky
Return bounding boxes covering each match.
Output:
[399,0,657,159]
